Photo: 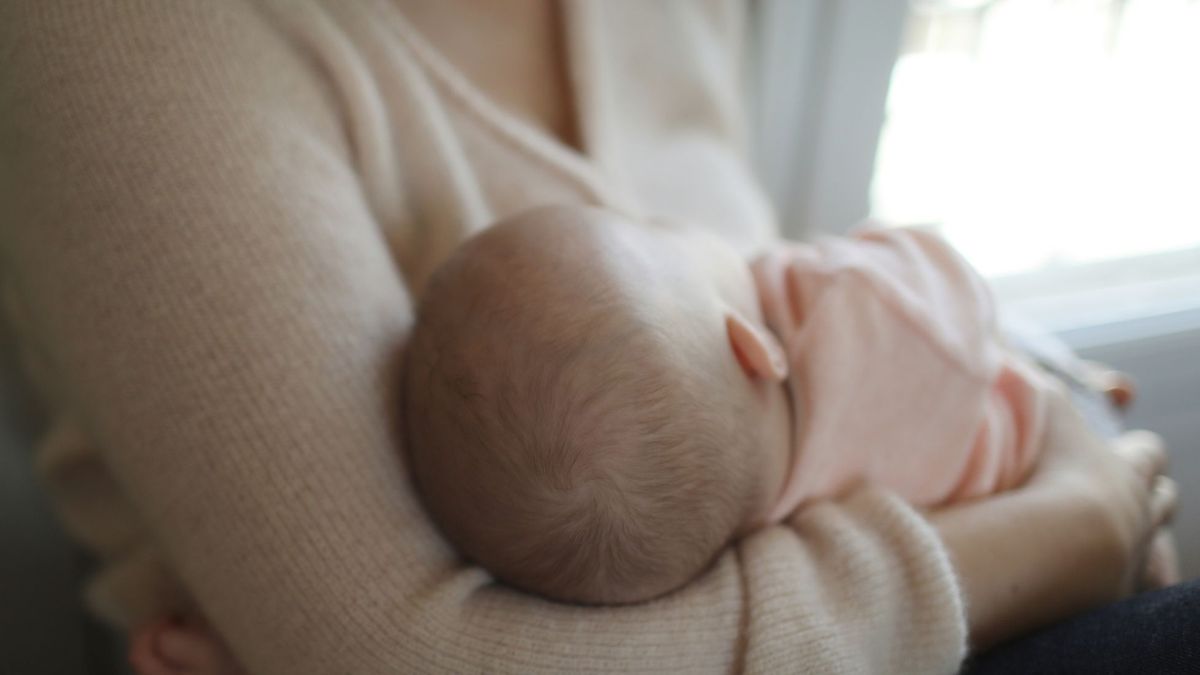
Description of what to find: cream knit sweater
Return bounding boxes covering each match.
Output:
[0,1,966,672]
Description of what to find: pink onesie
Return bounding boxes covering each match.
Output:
[754,227,1050,523]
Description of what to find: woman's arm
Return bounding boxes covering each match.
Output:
[933,387,1176,651]
[0,2,967,672]
[6,3,1166,672]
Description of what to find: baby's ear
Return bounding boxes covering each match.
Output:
[725,312,788,382]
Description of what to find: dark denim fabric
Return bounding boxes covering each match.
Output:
[964,578,1200,674]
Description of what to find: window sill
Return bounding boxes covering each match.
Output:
[992,246,1200,350]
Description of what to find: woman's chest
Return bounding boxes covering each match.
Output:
[304,0,775,292]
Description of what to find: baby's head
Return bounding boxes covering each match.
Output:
[403,206,791,604]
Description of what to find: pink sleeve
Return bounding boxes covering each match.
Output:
[841,227,1001,377]
[846,228,1048,499]
[757,227,1046,508]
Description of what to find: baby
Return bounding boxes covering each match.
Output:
[401,205,1053,605]
[126,205,1136,674]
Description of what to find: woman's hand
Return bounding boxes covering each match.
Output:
[1028,387,1178,598]
[1145,529,1182,590]
[931,383,1177,650]
[1074,361,1180,590]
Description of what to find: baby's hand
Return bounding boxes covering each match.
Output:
[129,615,245,675]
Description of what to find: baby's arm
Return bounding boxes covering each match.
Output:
[753,229,1048,500]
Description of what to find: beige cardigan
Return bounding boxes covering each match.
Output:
[0,1,966,672]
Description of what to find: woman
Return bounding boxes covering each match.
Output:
[0,1,1179,672]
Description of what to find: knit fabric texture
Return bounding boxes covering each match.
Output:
[0,1,966,672]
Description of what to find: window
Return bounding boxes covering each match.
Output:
[870,0,1200,331]
[753,0,1200,586]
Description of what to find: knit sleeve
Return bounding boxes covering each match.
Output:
[0,2,965,673]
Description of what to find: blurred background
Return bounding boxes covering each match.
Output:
[4,1,1197,673]
[754,0,1199,578]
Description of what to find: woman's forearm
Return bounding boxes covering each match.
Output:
[938,385,1175,652]
[932,483,1121,651]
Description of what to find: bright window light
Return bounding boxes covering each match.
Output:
[872,0,1200,284]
